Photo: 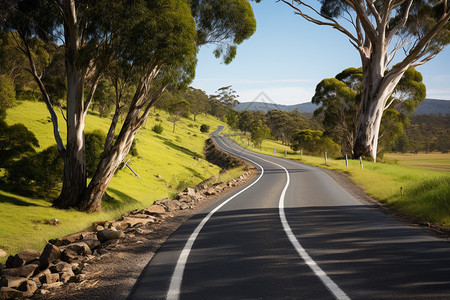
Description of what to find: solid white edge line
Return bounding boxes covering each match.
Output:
[166,146,265,300]
[249,154,350,300]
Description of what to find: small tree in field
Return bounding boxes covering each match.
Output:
[281,0,449,161]
[168,100,191,133]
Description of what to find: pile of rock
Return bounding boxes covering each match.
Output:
[0,171,253,299]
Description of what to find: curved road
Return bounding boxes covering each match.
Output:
[129,127,450,299]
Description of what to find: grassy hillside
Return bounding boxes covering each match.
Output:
[0,101,226,262]
[226,133,450,228]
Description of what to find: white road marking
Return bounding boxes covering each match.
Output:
[166,149,265,300]
[167,136,349,300]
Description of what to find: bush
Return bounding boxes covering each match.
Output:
[130,139,138,157]
[7,145,63,198]
[0,75,16,109]
[85,130,106,177]
[291,130,341,158]
[152,123,164,134]
[200,124,210,133]
[0,120,39,166]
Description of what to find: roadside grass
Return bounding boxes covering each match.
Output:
[1,101,227,263]
[384,152,450,172]
[226,133,450,228]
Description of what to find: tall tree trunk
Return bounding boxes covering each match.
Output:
[80,141,130,212]
[353,58,407,161]
[53,0,87,208]
[80,113,139,212]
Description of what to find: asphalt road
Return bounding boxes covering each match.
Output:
[129,127,450,299]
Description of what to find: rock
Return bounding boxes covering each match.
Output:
[122,217,155,228]
[110,221,128,231]
[39,244,61,268]
[49,262,71,274]
[35,289,50,295]
[32,269,52,284]
[2,264,38,279]
[155,174,162,178]
[69,274,86,283]
[179,202,190,210]
[61,248,79,263]
[205,188,217,196]
[101,239,120,248]
[17,279,37,295]
[4,256,14,269]
[185,187,197,198]
[161,199,180,211]
[0,275,27,288]
[50,233,82,247]
[97,229,125,243]
[41,281,63,290]
[48,218,60,226]
[80,232,97,240]
[0,250,6,259]
[82,239,101,252]
[145,205,166,215]
[0,287,25,299]
[8,249,40,268]
[65,242,92,256]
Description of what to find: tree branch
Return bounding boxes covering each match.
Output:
[279,0,359,43]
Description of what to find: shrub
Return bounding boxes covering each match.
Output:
[85,130,106,177]
[130,139,138,157]
[0,75,16,109]
[0,121,39,166]
[7,145,63,198]
[291,130,341,158]
[200,124,210,133]
[152,123,164,134]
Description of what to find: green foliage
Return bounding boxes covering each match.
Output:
[130,139,139,157]
[291,130,341,157]
[215,86,240,108]
[85,130,106,178]
[169,100,191,118]
[404,114,449,153]
[92,79,115,118]
[266,110,310,146]
[250,120,271,147]
[191,0,257,64]
[152,123,164,134]
[0,118,39,166]
[6,145,63,198]
[183,87,210,120]
[0,75,16,109]
[312,67,426,156]
[200,124,210,133]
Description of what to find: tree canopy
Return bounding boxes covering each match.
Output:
[281,0,449,161]
[0,0,258,211]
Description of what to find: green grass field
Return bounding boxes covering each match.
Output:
[0,101,228,262]
[227,134,450,228]
[384,152,450,171]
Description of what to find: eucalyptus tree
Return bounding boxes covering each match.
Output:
[312,67,426,156]
[183,87,210,121]
[281,0,449,161]
[1,0,258,211]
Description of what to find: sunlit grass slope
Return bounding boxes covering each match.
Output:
[226,133,450,228]
[1,101,226,262]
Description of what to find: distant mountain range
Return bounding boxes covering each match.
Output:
[235,98,450,115]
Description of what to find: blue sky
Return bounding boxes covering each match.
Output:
[191,1,450,105]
